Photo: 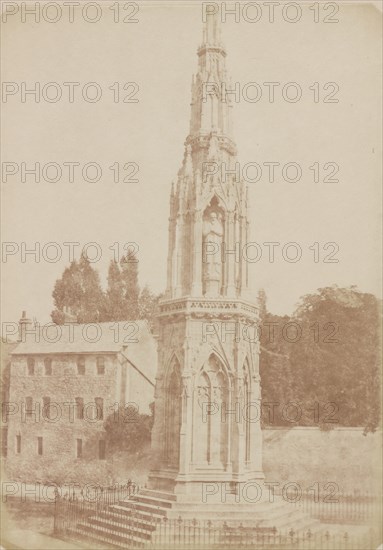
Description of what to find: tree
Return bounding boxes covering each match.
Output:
[138,286,161,328]
[289,286,381,432]
[258,285,381,432]
[120,252,139,320]
[257,288,267,321]
[259,313,294,427]
[51,252,160,326]
[51,256,106,324]
[105,260,126,321]
[103,403,154,453]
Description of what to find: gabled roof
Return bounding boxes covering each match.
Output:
[11,321,153,355]
[11,320,157,384]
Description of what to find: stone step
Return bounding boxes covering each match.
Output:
[165,500,289,521]
[61,489,332,549]
[130,494,173,509]
[109,504,165,523]
[116,500,168,516]
[97,509,160,529]
[73,521,147,547]
[139,488,177,502]
[255,505,320,532]
[259,505,308,525]
[87,516,153,540]
[67,526,123,549]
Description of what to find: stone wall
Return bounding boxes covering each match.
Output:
[263,427,382,494]
[6,354,119,482]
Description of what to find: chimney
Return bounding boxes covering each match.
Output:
[19,311,33,342]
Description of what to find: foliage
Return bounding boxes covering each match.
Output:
[120,252,140,320]
[103,404,154,453]
[289,286,381,432]
[51,256,106,324]
[138,286,161,329]
[51,255,160,326]
[104,260,130,321]
[260,286,381,432]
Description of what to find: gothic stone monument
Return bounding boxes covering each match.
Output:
[148,12,264,502]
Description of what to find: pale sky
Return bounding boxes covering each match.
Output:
[1,1,382,325]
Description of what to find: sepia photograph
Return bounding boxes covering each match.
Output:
[1,1,382,549]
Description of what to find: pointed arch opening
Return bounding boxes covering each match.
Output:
[202,197,225,297]
[164,356,182,468]
[193,353,229,467]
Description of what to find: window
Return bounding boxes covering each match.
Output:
[42,397,51,420]
[27,357,35,375]
[75,397,84,420]
[76,439,83,458]
[77,356,85,375]
[25,396,33,418]
[96,356,105,375]
[44,358,52,375]
[16,435,21,454]
[98,439,106,460]
[37,437,43,456]
[95,397,104,420]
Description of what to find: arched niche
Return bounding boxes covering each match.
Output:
[202,196,225,297]
[164,356,182,468]
[192,354,229,467]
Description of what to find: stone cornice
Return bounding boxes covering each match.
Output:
[158,297,259,321]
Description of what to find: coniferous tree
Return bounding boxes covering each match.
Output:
[105,260,126,321]
[120,251,139,320]
[138,286,161,328]
[51,256,106,324]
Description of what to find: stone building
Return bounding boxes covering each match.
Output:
[6,312,156,480]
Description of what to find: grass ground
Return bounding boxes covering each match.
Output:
[263,427,382,494]
[2,428,381,544]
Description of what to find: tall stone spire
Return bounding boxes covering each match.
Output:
[165,11,247,301]
[149,14,262,498]
[188,10,235,144]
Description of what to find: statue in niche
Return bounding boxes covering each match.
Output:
[202,210,224,296]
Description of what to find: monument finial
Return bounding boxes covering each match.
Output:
[203,8,222,47]
[190,7,230,138]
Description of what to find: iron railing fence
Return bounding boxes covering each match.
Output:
[53,485,381,550]
[292,490,380,524]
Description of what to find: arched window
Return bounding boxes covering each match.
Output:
[95,397,104,420]
[44,358,52,375]
[193,354,229,466]
[77,356,85,375]
[96,356,105,375]
[27,357,35,376]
